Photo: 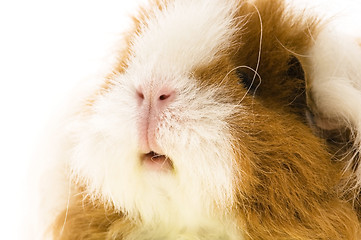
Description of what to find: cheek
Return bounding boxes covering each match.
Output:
[68,86,141,202]
[154,92,239,204]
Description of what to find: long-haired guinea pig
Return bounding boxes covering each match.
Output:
[34,0,361,239]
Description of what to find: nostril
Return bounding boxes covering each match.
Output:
[137,86,175,107]
[158,88,175,102]
[137,91,144,100]
[159,94,170,101]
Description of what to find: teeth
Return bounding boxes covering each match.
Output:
[146,151,163,158]
[141,151,174,170]
[142,151,168,162]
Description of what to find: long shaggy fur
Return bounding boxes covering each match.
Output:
[42,0,361,239]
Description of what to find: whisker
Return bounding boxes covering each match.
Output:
[275,37,311,58]
[234,65,262,104]
[59,176,72,237]
[248,1,263,89]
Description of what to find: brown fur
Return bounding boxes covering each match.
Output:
[226,2,361,238]
[229,100,360,239]
[52,0,361,239]
[231,1,318,116]
[52,192,134,240]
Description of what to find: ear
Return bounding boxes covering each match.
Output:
[304,26,361,188]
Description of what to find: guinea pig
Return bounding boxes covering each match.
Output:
[35,0,361,239]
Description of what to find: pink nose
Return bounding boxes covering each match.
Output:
[136,87,175,112]
[136,86,176,154]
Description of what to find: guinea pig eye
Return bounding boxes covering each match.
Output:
[236,70,249,85]
[287,56,305,80]
[236,69,257,93]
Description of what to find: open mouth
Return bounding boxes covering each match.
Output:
[141,151,174,171]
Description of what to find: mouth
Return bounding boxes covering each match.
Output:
[141,151,174,172]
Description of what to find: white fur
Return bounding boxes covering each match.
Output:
[65,0,244,239]
[128,0,242,76]
[306,25,361,185]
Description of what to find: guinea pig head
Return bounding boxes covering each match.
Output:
[67,0,322,227]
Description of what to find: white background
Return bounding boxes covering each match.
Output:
[0,0,147,238]
[0,0,360,239]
